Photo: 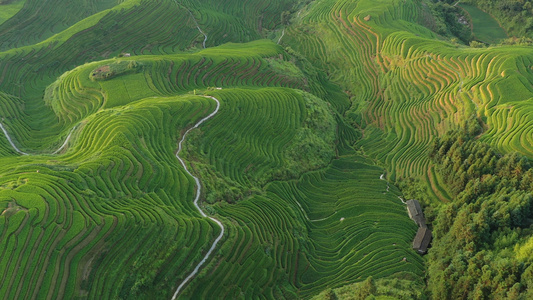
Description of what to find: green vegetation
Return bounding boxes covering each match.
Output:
[0,0,425,296]
[427,121,533,298]
[284,0,533,296]
[285,0,533,193]
[183,88,337,203]
[0,0,25,26]
[0,94,222,299]
[3,0,533,298]
[464,0,533,38]
[459,3,508,44]
[313,276,425,300]
[89,60,142,81]
[430,1,473,43]
[0,36,424,296]
[187,155,424,298]
[0,0,119,49]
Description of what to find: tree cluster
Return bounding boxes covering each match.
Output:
[430,1,473,43]
[427,118,533,299]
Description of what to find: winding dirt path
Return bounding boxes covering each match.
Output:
[51,126,77,154]
[398,196,407,204]
[197,24,208,49]
[0,123,76,155]
[0,123,28,155]
[380,172,390,192]
[380,172,407,204]
[171,95,224,299]
[172,0,208,49]
[277,29,285,45]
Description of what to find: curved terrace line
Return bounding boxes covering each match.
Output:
[171,96,224,300]
[291,191,338,222]
[0,123,76,155]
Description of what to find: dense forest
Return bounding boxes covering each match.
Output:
[426,118,533,299]
[430,0,473,43]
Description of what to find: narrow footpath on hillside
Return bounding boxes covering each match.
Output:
[171,95,224,300]
[292,194,338,223]
[380,172,406,204]
[0,123,77,155]
[1,96,224,299]
[0,123,28,155]
[277,29,285,44]
[172,0,208,48]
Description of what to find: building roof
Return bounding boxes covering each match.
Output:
[413,227,432,254]
[406,199,426,227]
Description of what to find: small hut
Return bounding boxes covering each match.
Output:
[412,227,432,254]
[406,199,426,227]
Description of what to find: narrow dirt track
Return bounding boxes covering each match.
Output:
[172,0,208,49]
[171,95,224,300]
[0,123,76,155]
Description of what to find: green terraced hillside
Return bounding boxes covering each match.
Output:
[187,155,423,298]
[0,0,425,298]
[285,0,533,201]
[2,0,533,299]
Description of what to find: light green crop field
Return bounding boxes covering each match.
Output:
[459,3,508,44]
[0,57,422,297]
[0,0,26,26]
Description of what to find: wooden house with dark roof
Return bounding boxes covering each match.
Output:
[413,227,432,254]
[406,199,426,227]
[406,199,432,254]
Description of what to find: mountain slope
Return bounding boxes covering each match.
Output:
[2,0,533,298]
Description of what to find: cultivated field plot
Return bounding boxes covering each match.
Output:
[285,0,533,202]
[0,0,423,296]
[0,94,223,299]
[186,155,423,298]
[0,0,26,26]
[17,0,533,297]
[459,3,507,44]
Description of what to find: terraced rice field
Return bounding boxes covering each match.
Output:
[285,0,533,201]
[186,155,423,298]
[0,0,425,294]
[12,0,533,297]
[0,74,422,298]
[0,94,223,299]
[0,0,26,26]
